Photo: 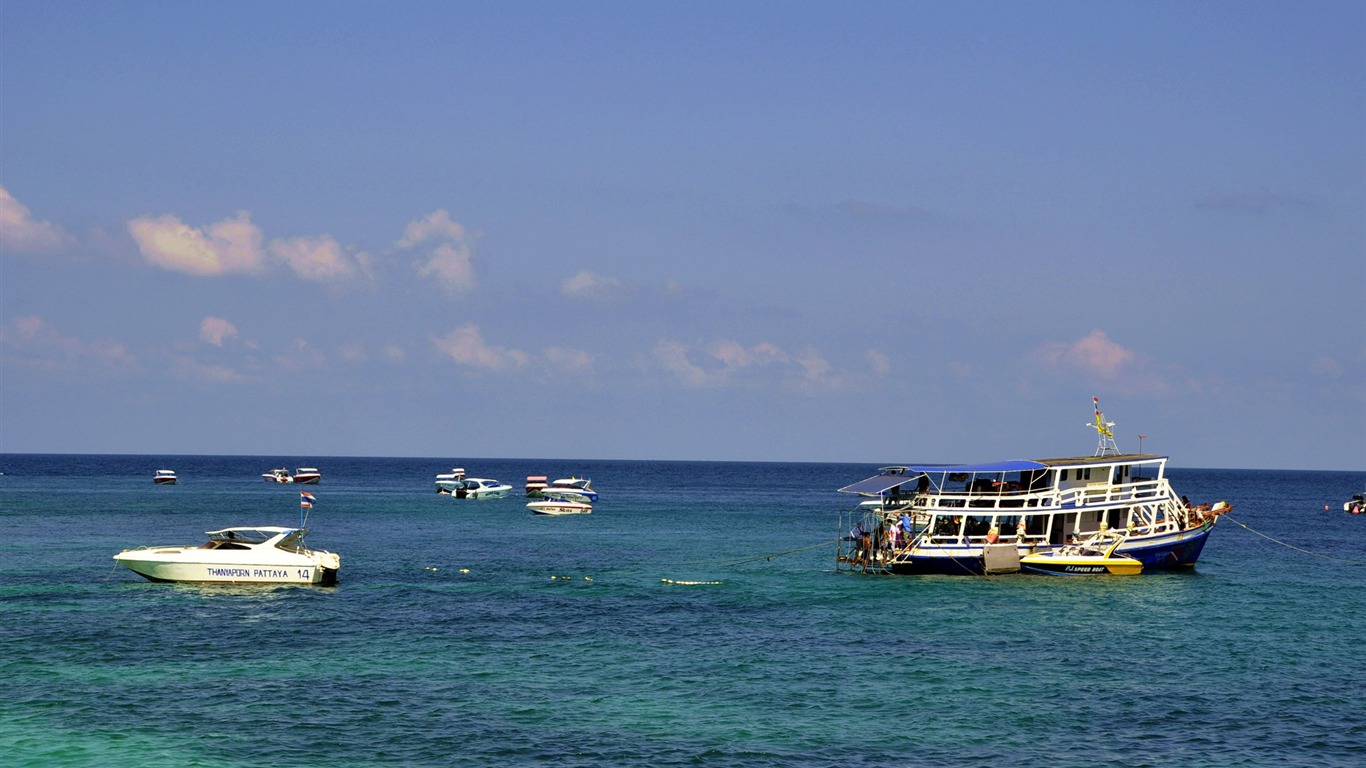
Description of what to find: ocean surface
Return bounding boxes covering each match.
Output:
[2,454,1364,768]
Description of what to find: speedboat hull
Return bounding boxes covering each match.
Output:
[113,527,340,586]
[291,468,321,484]
[528,499,592,515]
[113,551,338,585]
[438,477,511,498]
[1020,551,1142,575]
[152,470,178,485]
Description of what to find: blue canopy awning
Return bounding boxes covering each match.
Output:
[838,460,1047,494]
[897,460,1047,475]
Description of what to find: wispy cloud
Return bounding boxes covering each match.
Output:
[0,187,74,252]
[0,315,134,370]
[543,346,595,375]
[269,235,358,281]
[433,323,527,371]
[561,270,625,301]
[199,317,240,347]
[397,210,477,295]
[652,338,849,391]
[866,349,891,376]
[1033,329,1135,379]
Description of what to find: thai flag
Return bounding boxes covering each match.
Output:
[300,492,316,508]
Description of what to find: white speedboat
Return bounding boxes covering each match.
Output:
[113,527,341,585]
[263,468,293,483]
[528,497,593,516]
[1346,492,1365,515]
[435,467,466,493]
[542,477,598,503]
[291,467,321,484]
[152,469,178,485]
[437,474,512,499]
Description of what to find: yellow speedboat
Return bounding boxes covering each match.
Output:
[1020,535,1142,576]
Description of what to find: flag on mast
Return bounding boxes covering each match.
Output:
[300,492,316,508]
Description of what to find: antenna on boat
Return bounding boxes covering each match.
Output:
[1088,397,1120,456]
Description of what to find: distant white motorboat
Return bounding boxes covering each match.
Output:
[263,468,293,483]
[527,497,593,516]
[113,526,340,585]
[152,469,178,485]
[291,467,321,484]
[541,477,598,503]
[436,468,512,499]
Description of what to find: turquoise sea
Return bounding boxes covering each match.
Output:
[2,454,1364,767]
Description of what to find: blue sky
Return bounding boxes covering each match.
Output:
[2,1,1362,470]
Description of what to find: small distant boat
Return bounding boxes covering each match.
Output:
[525,476,548,496]
[263,468,293,483]
[291,467,321,484]
[1019,532,1143,576]
[541,477,598,503]
[435,467,465,489]
[435,468,511,499]
[1346,493,1365,515]
[152,469,178,485]
[527,497,593,516]
[113,526,340,585]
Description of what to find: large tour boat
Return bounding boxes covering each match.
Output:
[836,400,1231,576]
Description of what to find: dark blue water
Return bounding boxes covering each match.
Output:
[2,454,1364,767]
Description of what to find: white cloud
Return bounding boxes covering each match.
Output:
[561,270,624,300]
[171,357,247,383]
[398,210,478,295]
[1033,329,1135,379]
[433,324,527,371]
[128,210,366,281]
[416,243,475,294]
[199,316,239,347]
[0,187,74,252]
[652,338,849,391]
[710,339,786,368]
[397,209,467,247]
[127,211,265,276]
[269,234,357,281]
[543,346,595,375]
[652,340,710,386]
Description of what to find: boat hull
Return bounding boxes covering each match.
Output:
[528,500,592,515]
[1019,556,1142,576]
[869,526,1213,576]
[114,548,340,585]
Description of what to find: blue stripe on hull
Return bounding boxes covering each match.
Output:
[881,526,1214,575]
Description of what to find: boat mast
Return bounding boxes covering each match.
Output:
[1088,397,1120,456]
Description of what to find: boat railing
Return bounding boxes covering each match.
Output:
[911,476,1171,512]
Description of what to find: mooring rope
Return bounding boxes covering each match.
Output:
[1223,514,1366,566]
